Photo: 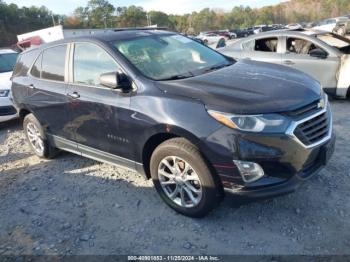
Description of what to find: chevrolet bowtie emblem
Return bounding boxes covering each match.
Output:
[318,99,325,109]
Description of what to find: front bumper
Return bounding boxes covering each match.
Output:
[224,134,335,198]
[204,102,335,199]
[225,132,335,198]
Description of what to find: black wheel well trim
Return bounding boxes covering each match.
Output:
[141,130,224,196]
[19,108,32,121]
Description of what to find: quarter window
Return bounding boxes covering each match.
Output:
[242,40,255,51]
[73,43,118,86]
[30,54,42,78]
[41,45,67,82]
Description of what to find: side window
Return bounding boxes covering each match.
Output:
[41,45,67,82]
[73,43,118,86]
[242,40,255,51]
[30,54,42,78]
[13,50,40,77]
[287,38,321,55]
[254,37,278,52]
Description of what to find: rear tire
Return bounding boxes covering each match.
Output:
[23,114,58,159]
[150,138,221,217]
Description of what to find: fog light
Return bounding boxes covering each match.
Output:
[233,160,264,183]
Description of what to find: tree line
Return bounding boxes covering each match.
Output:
[0,0,349,47]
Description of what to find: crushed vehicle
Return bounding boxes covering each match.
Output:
[11,28,335,217]
[220,29,350,98]
[0,49,19,122]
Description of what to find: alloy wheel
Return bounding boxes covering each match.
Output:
[158,156,202,208]
[26,122,44,155]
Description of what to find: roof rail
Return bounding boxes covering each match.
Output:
[113,27,168,32]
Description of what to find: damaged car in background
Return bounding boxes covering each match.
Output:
[220,29,350,98]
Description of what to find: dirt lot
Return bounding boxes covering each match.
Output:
[0,100,349,256]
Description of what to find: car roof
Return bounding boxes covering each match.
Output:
[240,29,330,40]
[0,49,17,54]
[227,28,341,56]
[28,29,174,52]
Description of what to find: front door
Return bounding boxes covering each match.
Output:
[281,37,339,92]
[66,42,134,162]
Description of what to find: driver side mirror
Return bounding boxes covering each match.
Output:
[100,71,132,91]
[309,48,328,59]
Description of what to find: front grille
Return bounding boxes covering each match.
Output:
[0,106,17,116]
[293,110,330,146]
[284,100,319,118]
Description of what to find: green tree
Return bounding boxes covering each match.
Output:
[118,6,147,27]
[87,0,115,28]
[148,11,174,29]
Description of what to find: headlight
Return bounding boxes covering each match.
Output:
[0,90,10,97]
[208,110,291,133]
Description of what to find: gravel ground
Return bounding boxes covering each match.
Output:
[0,100,349,256]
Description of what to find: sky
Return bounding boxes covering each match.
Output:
[4,0,284,15]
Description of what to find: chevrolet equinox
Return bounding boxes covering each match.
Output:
[11,29,335,217]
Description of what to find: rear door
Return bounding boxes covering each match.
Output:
[281,36,338,91]
[66,42,134,162]
[240,36,282,64]
[27,44,74,141]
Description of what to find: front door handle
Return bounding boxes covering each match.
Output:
[67,92,80,99]
[28,84,35,89]
[283,60,295,65]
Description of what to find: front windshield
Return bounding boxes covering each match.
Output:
[317,33,350,49]
[112,34,232,80]
[0,53,18,73]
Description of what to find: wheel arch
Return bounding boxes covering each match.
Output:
[141,125,220,187]
[19,108,32,121]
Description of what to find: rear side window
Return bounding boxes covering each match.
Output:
[41,45,67,82]
[73,43,118,86]
[255,37,278,52]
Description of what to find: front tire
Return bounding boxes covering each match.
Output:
[23,114,58,159]
[150,138,222,217]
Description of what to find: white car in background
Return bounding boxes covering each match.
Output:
[197,32,226,49]
[0,49,19,122]
[313,17,350,35]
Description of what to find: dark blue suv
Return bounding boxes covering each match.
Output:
[11,29,335,217]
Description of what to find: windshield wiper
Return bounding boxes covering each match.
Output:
[158,72,194,81]
[204,62,232,73]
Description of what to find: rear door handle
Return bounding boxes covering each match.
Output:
[28,84,35,89]
[283,60,295,65]
[67,92,80,99]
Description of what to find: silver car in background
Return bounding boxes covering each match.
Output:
[221,29,350,98]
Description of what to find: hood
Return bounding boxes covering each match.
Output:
[156,60,321,114]
[0,71,13,90]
